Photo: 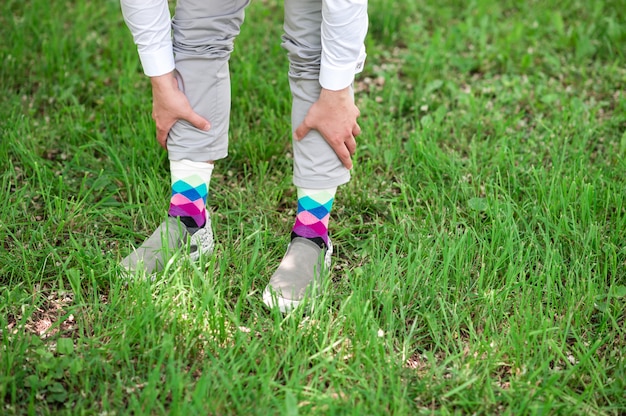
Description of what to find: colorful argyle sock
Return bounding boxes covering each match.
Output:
[168,160,214,229]
[291,187,337,247]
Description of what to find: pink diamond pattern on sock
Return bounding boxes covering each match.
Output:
[291,188,336,246]
[168,168,210,228]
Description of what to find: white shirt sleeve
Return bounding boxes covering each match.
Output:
[120,0,367,84]
[120,0,175,77]
[320,0,368,91]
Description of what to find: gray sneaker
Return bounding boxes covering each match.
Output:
[263,237,332,313]
[120,214,214,276]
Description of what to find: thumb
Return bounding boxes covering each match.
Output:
[187,111,211,131]
[294,122,311,141]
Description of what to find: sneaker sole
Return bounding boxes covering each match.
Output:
[262,289,302,314]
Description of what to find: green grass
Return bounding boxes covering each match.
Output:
[1,0,625,414]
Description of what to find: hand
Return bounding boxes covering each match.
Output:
[294,87,361,170]
[150,72,211,149]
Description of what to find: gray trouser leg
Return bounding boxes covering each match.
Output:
[167,0,250,162]
[283,0,351,189]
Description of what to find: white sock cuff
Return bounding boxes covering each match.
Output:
[170,159,214,183]
[296,187,337,201]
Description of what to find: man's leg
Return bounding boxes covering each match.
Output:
[121,0,250,275]
[263,0,350,311]
[167,0,250,163]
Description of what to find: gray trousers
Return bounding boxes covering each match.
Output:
[168,0,351,189]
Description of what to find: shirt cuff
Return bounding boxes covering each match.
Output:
[319,50,366,91]
[138,46,175,77]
